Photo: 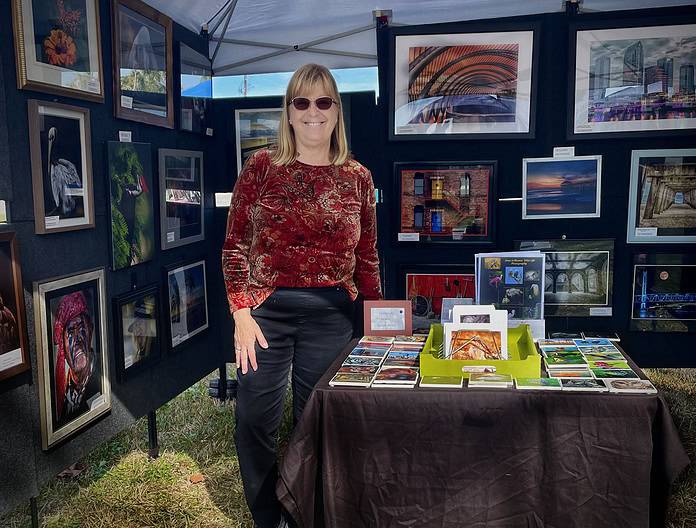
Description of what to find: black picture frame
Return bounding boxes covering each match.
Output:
[163,259,208,351]
[394,161,497,245]
[112,284,161,381]
[387,20,540,141]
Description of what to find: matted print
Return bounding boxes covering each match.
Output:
[235,108,282,174]
[571,23,696,137]
[180,43,212,134]
[522,156,602,219]
[166,260,208,349]
[395,161,496,243]
[391,27,537,139]
[33,268,110,449]
[627,149,696,243]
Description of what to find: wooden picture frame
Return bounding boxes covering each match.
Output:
[363,300,413,337]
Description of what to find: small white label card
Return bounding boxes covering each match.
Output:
[0,348,23,371]
[167,232,175,243]
[553,146,575,158]
[87,78,101,93]
[215,192,232,207]
[398,233,420,242]
[87,393,105,410]
[635,227,658,237]
[371,307,406,331]
[206,128,214,136]
[45,215,60,228]
[590,307,613,316]
[121,95,133,109]
[118,130,132,142]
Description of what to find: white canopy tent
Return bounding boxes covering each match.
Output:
[144,0,695,75]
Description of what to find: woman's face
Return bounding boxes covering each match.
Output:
[288,82,339,151]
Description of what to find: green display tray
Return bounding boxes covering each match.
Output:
[421,324,541,379]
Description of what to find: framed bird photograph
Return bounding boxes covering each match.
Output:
[28,99,95,234]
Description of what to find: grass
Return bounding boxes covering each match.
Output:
[1,368,694,528]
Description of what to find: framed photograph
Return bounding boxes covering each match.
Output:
[235,108,282,174]
[113,285,160,381]
[632,254,696,332]
[107,141,155,270]
[11,0,104,101]
[0,201,7,223]
[570,22,696,138]
[395,161,496,243]
[158,149,204,250]
[389,24,538,140]
[627,149,696,244]
[165,260,208,349]
[522,156,602,220]
[33,268,110,450]
[363,300,412,337]
[180,43,212,134]
[518,239,614,317]
[111,0,173,128]
[28,100,95,234]
[0,232,30,381]
[400,265,476,334]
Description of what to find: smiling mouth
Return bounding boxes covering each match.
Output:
[303,121,325,126]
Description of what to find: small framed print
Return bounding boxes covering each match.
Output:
[235,108,282,174]
[363,300,412,337]
[113,285,161,381]
[33,268,111,450]
[112,0,174,128]
[28,100,95,234]
[627,149,696,244]
[158,149,204,249]
[11,0,104,101]
[180,43,212,134]
[0,232,30,382]
[165,260,208,349]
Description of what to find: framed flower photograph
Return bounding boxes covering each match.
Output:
[111,0,173,128]
[180,43,212,134]
[395,161,496,244]
[627,149,696,244]
[389,24,538,140]
[165,260,208,350]
[158,149,204,250]
[33,267,110,450]
[12,0,104,101]
[28,99,95,234]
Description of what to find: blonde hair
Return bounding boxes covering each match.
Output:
[271,64,350,166]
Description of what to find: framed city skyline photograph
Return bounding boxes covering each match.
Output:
[234,108,282,174]
[395,161,496,244]
[627,148,696,244]
[180,43,212,134]
[0,232,30,382]
[28,99,95,234]
[389,24,538,140]
[33,267,110,450]
[570,22,696,138]
[165,260,208,349]
[522,156,602,220]
[111,0,174,128]
[12,0,104,101]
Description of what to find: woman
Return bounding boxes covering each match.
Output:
[222,63,382,528]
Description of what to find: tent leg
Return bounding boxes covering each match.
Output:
[148,411,159,459]
[30,497,38,528]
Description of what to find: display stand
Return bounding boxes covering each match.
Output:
[147,412,159,460]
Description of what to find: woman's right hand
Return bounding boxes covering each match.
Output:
[233,308,269,374]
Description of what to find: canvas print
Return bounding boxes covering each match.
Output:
[518,239,614,317]
[572,23,696,136]
[28,100,94,234]
[12,0,103,100]
[396,162,495,243]
[0,233,30,381]
[392,30,536,137]
[34,268,110,449]
[167,260,208,348]
[522,156,602,219]
[627,149,696,243]
[235,108,282,173]
[180,43,212,134]
[632,255,696,332]
[108,141,154,270]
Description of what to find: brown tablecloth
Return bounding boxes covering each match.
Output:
[277,341,690,528]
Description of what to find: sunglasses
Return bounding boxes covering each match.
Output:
[288,96,337,111]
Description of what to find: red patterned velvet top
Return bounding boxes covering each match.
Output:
[222,149,382,312]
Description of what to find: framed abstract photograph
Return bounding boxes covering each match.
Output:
[28,99,95,234]
[108,141,155,270]
[395,161,496,243]
[235,108,282,174]
[632,254,696,332]
[517,239,614,317]
[570,22,696,138]
[33,267,110,450]
[111,0,173,128]
[158,149,204,250]
[627,149,696,244]
[522,156,602,220]
[11,0,104,101]
[165,260,208,349]
[113,284,160,381]
[180,43,212,134]
[0,232,30,382]
[389,24,538,140]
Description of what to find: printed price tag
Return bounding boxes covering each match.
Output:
[553,146,575,158]
[88,394,105,410]
[635,227,658,237]
[45,216,59,228]
[205,128,214,136]
[121,95,133,109]
[215,193,232,207]
[590,307,613,316]
[167,232,175,242]
[87,78,100,93]
[119,130,132,142]
[0,349,22,370]
[398,233,420,242]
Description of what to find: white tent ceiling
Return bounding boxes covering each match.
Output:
[143,0,696,75]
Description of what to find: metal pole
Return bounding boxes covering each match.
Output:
[218,364,227,401]
[147,411,159,459]
[30,497,39,528]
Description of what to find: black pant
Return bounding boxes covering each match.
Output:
[235,287,354,528]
